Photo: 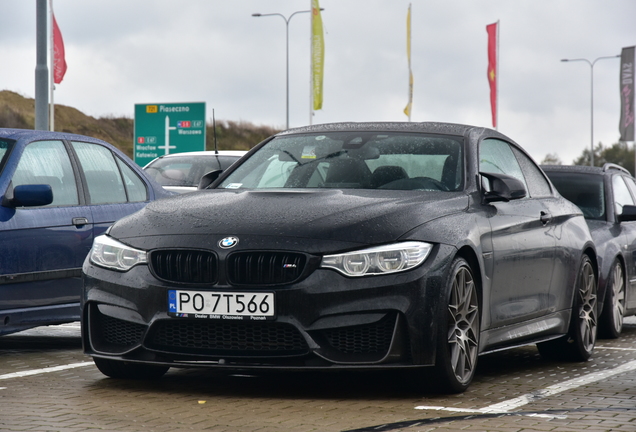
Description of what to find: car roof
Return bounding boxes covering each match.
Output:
[541,164,632,177]
[154,150,248,159]
[277,121,490,137]
[0,127,109,145]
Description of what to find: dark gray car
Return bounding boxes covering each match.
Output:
[83,122,598,393]
[543,163,636,338]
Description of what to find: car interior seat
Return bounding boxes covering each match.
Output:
[370,166,408,189]
[324,159,371,188]
[441,155,459,191]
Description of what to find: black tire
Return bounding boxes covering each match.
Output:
[537,254,597,361]
[432,257,480,393]
[93,357,169,380]
[599,259,625,339]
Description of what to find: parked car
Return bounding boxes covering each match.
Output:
[143,150,247,193]
[82,122,597,393]
[0,128,172,336]
[542,163,636,338]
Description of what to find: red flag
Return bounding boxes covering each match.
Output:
[52,12,67,84]
[486,22,498,128]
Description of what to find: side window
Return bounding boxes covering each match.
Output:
[612,175,635,215]
[479,138,528,192]
[510,146,552,198]
[623,176,636,202]
[71,142,127,204]
[116,157,148,202]
[12,140,79,206]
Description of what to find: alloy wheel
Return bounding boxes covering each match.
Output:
[577,258,597,354]
[447,265,480,385]
[609,262,625,335]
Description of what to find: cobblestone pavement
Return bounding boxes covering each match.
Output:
[0,319,635,432]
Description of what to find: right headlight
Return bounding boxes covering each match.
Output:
[89,235,147,272]
[320,241,433,277]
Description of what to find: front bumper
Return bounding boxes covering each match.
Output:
[81,243,456,371]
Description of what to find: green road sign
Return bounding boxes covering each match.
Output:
[134,102,206,166]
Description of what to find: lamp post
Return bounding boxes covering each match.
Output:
[252,10,313,130]
[561,55,620,166]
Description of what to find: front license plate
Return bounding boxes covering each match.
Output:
[168,290,275,320]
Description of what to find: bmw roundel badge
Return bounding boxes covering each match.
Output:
[219,236,239,249]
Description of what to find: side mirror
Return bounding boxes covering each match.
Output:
[480,171,527,203]
[197,170,223,190]
[5,184,53,208]
[618,204,636,222]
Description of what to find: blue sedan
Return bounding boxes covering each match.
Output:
[0,128,172,335]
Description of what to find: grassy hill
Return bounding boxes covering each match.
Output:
[0,90,280,157]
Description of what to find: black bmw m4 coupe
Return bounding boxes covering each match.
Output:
[82,122,598,393]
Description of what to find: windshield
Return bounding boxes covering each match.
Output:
[218,132,464,191]
[0,138,15,175]
[145,154,243,187]
[545,171,605,220]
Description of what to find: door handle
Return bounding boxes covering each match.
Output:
[540,211,551,225]
[72,217,89,227]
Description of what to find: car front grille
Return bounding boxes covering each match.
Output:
[147,319,309,356]
[227,252,306,285]
[150,249,218,284]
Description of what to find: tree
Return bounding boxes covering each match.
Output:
[602,142,634,175]
[541,153,563,165]
[572,142,635,175]
[573,143,604,167]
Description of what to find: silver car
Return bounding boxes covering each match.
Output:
[144,150,247,193]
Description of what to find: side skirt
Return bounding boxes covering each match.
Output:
[479,309,570,355]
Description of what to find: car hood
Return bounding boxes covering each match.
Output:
[109,189,468,249]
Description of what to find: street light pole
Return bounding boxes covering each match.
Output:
[561,55,620,166]
[252,10,312,130]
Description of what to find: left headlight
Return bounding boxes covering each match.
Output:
[89,235,147,272]
[320,241,433,277]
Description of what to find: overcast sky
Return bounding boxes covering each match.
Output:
[1,0,635,164]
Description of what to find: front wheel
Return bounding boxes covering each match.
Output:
[93,357,170,379]
[599,259,625,339]
[432,257,480,393]
[537,254,597,361]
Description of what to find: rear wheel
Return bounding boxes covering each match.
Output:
[432,257,480,393]
[537,255,597,361]
[93,357,169,379]
[599,259,625,339]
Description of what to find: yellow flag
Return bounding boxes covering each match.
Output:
[311,0,324,111]
[404,4,413,119]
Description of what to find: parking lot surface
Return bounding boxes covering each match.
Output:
[1,320,635,432]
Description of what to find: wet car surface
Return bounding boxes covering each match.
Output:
[82,122,598,393]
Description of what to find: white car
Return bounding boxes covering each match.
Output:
[143,150,247,193]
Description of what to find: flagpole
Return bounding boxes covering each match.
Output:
[35,0,49,131]
[495,20,499,130]
[48,0,55,131]
[309,0,313,125]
